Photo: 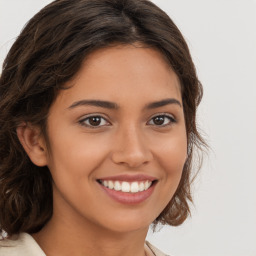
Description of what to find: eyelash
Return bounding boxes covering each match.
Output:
[78,113,176,128]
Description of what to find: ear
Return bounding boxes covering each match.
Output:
[16,123,48,167]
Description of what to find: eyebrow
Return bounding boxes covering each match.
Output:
[68,98,182,110]
[145,98,182,109]
[68,100,118,110]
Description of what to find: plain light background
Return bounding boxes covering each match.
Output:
[0,1,256,256]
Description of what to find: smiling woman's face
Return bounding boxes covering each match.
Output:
[44,45,187,233]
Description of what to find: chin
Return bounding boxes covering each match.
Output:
[103,220,150,234]
[93,209,157,234]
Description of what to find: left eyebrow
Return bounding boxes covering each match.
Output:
[145,98,182,109]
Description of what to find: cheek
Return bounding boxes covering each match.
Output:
[154,133,187,179]
[149,133,187,215]
[47,132,110,179]
[46,134,110,209]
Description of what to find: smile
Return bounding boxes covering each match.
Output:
[97,174,157,204]
[98,180,152,193]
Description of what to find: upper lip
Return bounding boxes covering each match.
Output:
[97,174,157,182]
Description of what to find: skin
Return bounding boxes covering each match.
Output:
[18,45,187,256]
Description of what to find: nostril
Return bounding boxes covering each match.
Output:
[111,151,152,168]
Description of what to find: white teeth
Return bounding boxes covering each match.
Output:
[121,182,130,192]
[100,180,153,193]
[145,181,151,190]
[114,181,121,191]
[139,182,145,192]
[108,180,114,189]
[130,182,139,193]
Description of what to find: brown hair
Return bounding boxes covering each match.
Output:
[0,0,206,236]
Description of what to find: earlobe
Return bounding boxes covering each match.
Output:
[16,123,48,167]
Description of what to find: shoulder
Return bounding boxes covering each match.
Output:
[0,233,45,256]
[146,241,172,256]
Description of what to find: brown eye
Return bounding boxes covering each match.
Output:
[79,116,109,127]
[148,114,176,126]
[88,116,101,126]
[153,116,165,125]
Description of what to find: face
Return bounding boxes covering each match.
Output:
[45,45,187,233]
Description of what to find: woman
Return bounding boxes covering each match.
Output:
[0,0,205,255]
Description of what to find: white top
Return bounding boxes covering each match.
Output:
[0,233,170,256]
[0,233,45,256]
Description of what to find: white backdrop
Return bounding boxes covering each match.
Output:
[0,1,256,256]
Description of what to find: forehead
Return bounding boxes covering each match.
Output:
[54,45,182,109]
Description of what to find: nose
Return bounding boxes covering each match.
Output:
[111,126,153,168]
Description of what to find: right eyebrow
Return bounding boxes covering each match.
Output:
[67,99,119,110]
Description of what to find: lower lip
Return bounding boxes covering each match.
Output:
[99,183,156,204]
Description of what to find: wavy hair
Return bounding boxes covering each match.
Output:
[0,0,206,236]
